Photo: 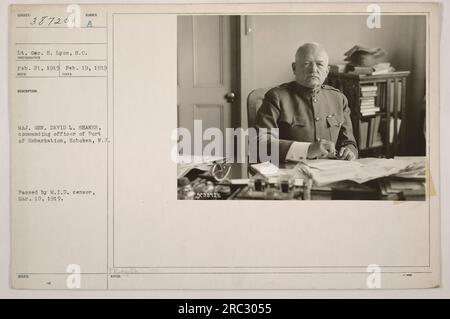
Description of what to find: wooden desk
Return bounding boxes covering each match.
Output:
[181,159,425,201]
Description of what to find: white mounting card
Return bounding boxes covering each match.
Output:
[9,3,440,290]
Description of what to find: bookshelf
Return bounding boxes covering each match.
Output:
[326,71,410,158]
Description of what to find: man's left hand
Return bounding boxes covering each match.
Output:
[338,146,356,161]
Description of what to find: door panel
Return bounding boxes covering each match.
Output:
[193,16,225,87]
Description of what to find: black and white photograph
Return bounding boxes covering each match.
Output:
[177,14,427,201]
[3,2,444,294]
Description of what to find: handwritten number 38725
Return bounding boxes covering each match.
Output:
[30,16,70,26]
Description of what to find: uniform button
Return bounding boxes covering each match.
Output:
[313,98,318,103]
[326,114,332,118]
[315,117,320,121]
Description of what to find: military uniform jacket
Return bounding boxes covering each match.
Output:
[255,81,358,161]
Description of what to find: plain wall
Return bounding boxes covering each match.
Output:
[244,15,426,155]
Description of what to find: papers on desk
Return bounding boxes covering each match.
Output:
[303,159,363,186]
[379,178,425,199]
[392,157,426,179]
[389,180,424,190]
[305,159,361,171]
[250,162,304,185]
[250,161,280,176]
[251,161,301,178]
[302,157,426,186]
[177,155,226,178]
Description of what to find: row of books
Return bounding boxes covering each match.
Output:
[360,85,380,116]
[359,80,401,116]
[358,117,382,149]
[358,116,402,150]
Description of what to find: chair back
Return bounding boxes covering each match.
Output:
[247,88,270,128]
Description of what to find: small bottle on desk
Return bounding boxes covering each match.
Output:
[278,174,294,194]
[248,175,267,193]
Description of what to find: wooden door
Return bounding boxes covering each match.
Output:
[177,15,238,156]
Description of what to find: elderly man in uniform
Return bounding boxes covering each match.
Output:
[255,43,358,162]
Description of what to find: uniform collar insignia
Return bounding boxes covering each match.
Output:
[291,81,322,97]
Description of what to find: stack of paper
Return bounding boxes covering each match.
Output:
[379,178,425,198]
[250,162,304,185]
[302,158,425,186]
[302,159,363,186]
[392,157,426,179]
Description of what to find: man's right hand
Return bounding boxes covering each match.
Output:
[307,139,336,159]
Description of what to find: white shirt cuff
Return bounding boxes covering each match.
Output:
[285,142,311,162]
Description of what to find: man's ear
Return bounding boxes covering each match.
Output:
[326,65,330,76]
[291,62,296,74]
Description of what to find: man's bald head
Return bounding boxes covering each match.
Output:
[292,43,330,88]
[295,43,329,63]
